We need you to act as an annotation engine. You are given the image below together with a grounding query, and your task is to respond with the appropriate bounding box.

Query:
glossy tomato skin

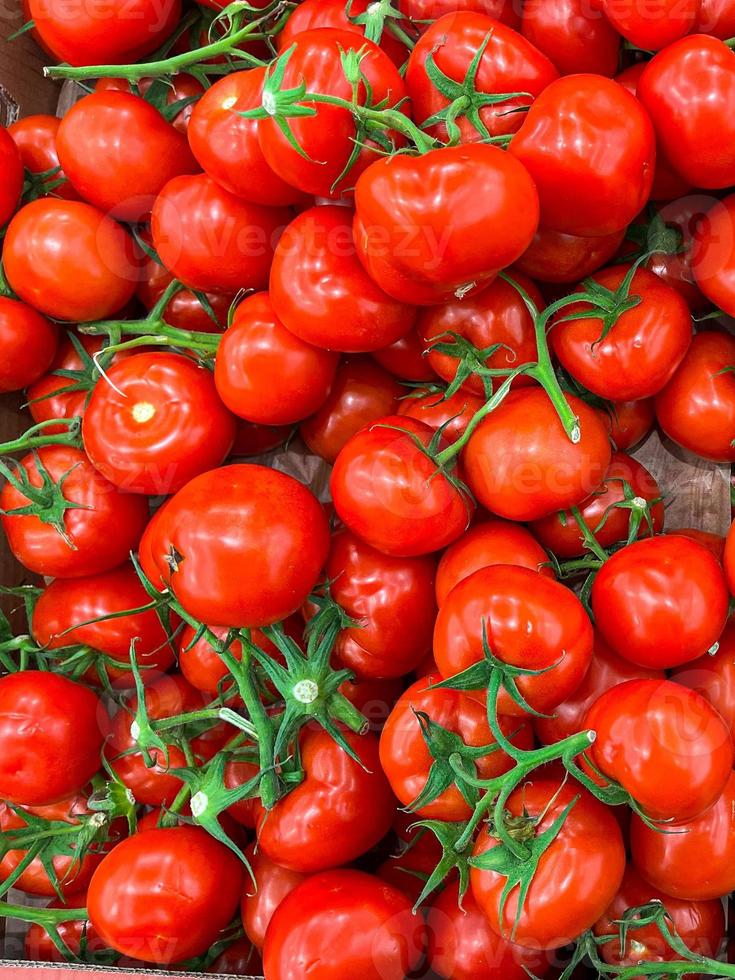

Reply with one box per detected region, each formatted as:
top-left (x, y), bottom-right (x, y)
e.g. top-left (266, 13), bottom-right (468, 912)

top-left (509, 75), bottom-right (655, 236)
top-left (278, 0), bottom-right (409, 66)
top-left (188, 68), bottom-right (306, 206)
top-left (263, 870), bottom-right (425, 980)
top-left (471, 778), bottom-right (625, 950)
top-left (151, 173), bottom-right (290, 293)
top-left (301, 357), bottom-right (402, 463)
top-left (354, 143), bottom-right (539, 305)
top-left (599, 0), bottom-right (696, 49)
top-left (27, 333), bottom-right (103, 432)
top-left (639, 36), bottom-right (735, 190)
top-left (417, 273), bottom-right (542, 395)
top-left (600, 398), bottom-right (655, 451)
top-left (331, 415), bottom-right (474, 557)
top-left (208, 938), bottom-right (262, 977)
top-left (96, 75), bottom-right (203, 135)
top-left (270, 205), bottom-right (417, 353)
top-left (406, 13), bottom-right (559, 143)
top-left (214, 292), bottom-right (337, 425)
top-left (535, 633), bottom-right (665, 745)
top-left (521, 0), bottom-right (620, 77)
top-left (324, 528), bottom-right (437, 678)
top-left (697, 0), bottom-right (735, 37)
top-left (671, 619), bottom-right (735, 738)
top-left (691, 195), bottom-right (735, 316)
top-left (256, 729), bottom-right (396, 872)
top-left (372, 327), bottom-right (438, 381)
top-left (31, 564), bottom-right (177, 689)
top-left (0, 125), bottom-right (23, 224)
top-left (3, 199), bottom-right (138, 322)
top-left (83, 352), bottom-right (236, 495)
top-left (435, 518), bottom-right (553, 605)
top-left (56, 92), bottom-right (198, 222)
top-left (0, 297), bottom-right (58, 393)
top-left (140, 464), bottom-right (330, 627)
top-left (463, 388), bottom-right (612, 521)
top-left (380, 674), bottom-right (533, 819)
top-left (531, 452), bottom-right (664, 559)
top-left (0, 671), bottom-right (107, 806)
top-left (398, 387), bottom-right (484, 442)
top-left (241, 844), bottom-right (307, 950)
top-left (591, 535), bottom-right (729, 669)
top-left (8, 114), bottom-right (77, 201)
top-left (87, 826), bottom-right (243, 964)
top-left (513, 226), bottom-right (625, 284)
top-left (551, 265), bottom-right (692, 401)
top-left (231, 420), bottom-right (291, 456)
top-left (434, 565), bottom-right (593, 716)
top-left (584, 678), bottom-right (734, 822)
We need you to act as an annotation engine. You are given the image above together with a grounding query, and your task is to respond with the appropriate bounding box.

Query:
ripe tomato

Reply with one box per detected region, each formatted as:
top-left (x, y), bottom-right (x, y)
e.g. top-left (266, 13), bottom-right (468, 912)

top-left (0, 671), bottom-right (107, 806)
top-left (137, 258), bottom-right (233, 334)
top-left (509, 75), bottom-right (655, 236)
top-left (331, 415), bottom-right (474, 557)
top-left (373, 327), bottom-right (437, 381)
top-left (599, 398), bottom-right (655, 452)
top-left (241, 844), bottom-right (307, 950)
top-left (270, 205), bottom-right (416, 353)
top-left (255, 729), bottom-right (395, 872)
top-left (471, 778), bottom-right (625, 949)
top-left (83, 352), bottom-right (236, 495)
top-left (531, 452), bottom-right (664, 559)
top-left (0, 297), bottom-right (57, 394)
top-left (417, 273), bottom-right (541, 395)
top-left (463, 388), bottom-right (612, 521)
top-left (584, 678), bottom-right (733, 822)
top-left (406, 13), bottom-right (558, 143)
top-left (434, 564), bottom-right (593, 716)
top-left (631, 197), bottom-right (708, 310)
top-left (151, 173), bottom-right (290, 293)
top-left (380, 673), bottom-right (533, 819)
top-left (25, 891), bottom-right (103, 962)
top-left (301, 357), bottom-right (402, 463)
top-left (671, 619), bottom-right (735, 738)
top-left (591, 535), bottom-right (729, 669)
top-left (8, 115), bottom-right (78, 201)
top-left (187, 68), bottom-right (306, 206)
top-left (600, 0), bottom-right (696, 48)
top-left (593, 866), bottom-right (724, 971)
top-left (3, 199), bottom-right (138, 322)
top-left (697, 0), bottom-right (735, 37)
top-left (31, 563), bottom-right (177, 689)
top-left (96, 75), bottom-right (204, 135)
top-left (322, 528), bottom-right (437, 679)
top-left (0, 124), bottom-right (23, 225)
top-left (231, 420), bottom-right (291, 457)
top-left (87, 826), bottom-right (243, 964)
top-left (263, 869), bottom-right (425, 980)
top-left (692, 194), bottom-right (735, 317)
top-left (402, 0), bottom-right (520, 28)
top-left (514, 226), bottom-right (625, 284)
top-left (354, 143), bottom-right (539, 304)
top-left (535, 633), bottom-right (665, 745)
top-left (278, 0), bottom-right (409, 66)
top-left (435, 518), bottom-right (553, 605)
top-left (398, 387), bottom-right (484, 442)
top-left (521, 0), bottom-right (620, 77)
top-left (209, 938), bottom-right (262, 977)
top-left (56, 92), bottom-right (198, 222)
top-left (27, 333), bottom-right (103, 432)
top-left (140, 464), bottom-right (330, 627)
top-left (258, 29), bottom-right (406, 198)
top-left (377, 824), bottom-right (444, 904)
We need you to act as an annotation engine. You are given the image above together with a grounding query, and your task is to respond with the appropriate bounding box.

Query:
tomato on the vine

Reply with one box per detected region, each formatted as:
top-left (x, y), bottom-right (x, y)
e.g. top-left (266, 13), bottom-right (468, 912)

top-left (520, 0), bottom-right (620, 77)
top-left (513, 226), bottom-right (624, 284)
top-left (598, 0), bottom-right (696, 49)
top-left (240, 843), bottom-right (307, 950)
top-left (96, 74), bottom-right (204, 134)
top-left (25, 891), bottom-right (102, 963)
top-left (372, 327), bottom-right (438, 382)
top-left (599, 398), bottom-right (655, 452)
top-left (278, 0), bottom-right (409, 66)
top-left (8, 114), bottom-right (78, 201)
top-left (0, 297), bottom-right (58, 394)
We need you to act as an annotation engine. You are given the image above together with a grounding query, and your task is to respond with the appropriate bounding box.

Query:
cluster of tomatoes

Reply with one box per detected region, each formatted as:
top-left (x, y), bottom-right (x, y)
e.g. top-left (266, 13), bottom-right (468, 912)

top-left (0, 0), bottom-right (735, 977)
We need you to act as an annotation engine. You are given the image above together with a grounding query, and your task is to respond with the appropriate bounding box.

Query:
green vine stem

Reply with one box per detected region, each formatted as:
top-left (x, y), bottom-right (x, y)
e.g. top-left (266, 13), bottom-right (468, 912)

top-left (0, 418), bottom-right (82, 456)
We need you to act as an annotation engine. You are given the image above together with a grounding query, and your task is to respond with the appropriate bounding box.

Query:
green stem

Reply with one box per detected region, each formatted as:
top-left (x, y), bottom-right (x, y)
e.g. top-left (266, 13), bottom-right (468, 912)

top-left (79, 318), bottom-right (221, 354)
top-left (0, 903), bottom-right (88, 926)
top-left (0, 418), bottom-right (81, 455)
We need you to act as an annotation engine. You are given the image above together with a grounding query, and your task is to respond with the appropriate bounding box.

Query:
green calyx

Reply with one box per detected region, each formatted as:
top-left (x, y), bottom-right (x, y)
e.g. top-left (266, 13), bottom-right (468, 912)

top-left (0, 452), bottom-right (89, 546)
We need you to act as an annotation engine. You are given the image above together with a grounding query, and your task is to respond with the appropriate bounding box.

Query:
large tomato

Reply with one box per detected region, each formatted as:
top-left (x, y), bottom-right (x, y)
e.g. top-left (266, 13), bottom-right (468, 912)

top-left (434, 564), bottom-right (593, 716)
top-left (520, 0), bottom-right (620, 76)
top-left (513, 226), bottom-right (625, 284)
top-left (353, 143), bottom-right (539, 304)
top-left (0, 297), bottom-right (58, 394)
top-left (671, 619), bottom-right (735, 738)
top-left (8, 114), bottom-right (77, 201)
top-left (140, 464), bottom-right (330, 627)
top-left (87, 826), bottom-right (243, 964)
top-left (0, 125), bottom-right (24, 224)
top-left (591, 535), bottom-right (729, 669)
top-left (241, 844), bottom-right (307, 950)
top-left (509, 75), bottom-right (655, 236)
top-left (598, 0), bottom-right (696, 49)
top-left (401, 0), bottom-right (521, 28)
top-left (278, 0), bottom-right (409, 66)
top-left (3, 199), bottom-right (138, 322)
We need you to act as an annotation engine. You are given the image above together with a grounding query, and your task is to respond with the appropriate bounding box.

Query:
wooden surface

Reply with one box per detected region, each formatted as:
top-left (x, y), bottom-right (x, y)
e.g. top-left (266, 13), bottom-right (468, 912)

top-left (0, 4), bottom-right (59, 116)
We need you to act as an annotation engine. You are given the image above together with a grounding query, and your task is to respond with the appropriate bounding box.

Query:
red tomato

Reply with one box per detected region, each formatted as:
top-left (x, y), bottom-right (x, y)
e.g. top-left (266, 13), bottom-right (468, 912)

top-left (417, 273), bottom-right (542, 395)
top-left (231, 419), bottom-right (291, 456)
top-left (255, 729), bottom-right (395, 872)
top-left (435, 518), bottom-right (553, 605)
top-left (331, 415), bottom-right (474, 557)
top-left (638, 36), bottom-right (735, 190)
top-left (591, 535), bottom-right (729, 669)
top-left (0, 124), bottom-right (23, 224)
top-left (187, 68), bottom-right (306, 206)
top-left (0, 671), bottom-right (106, 806)
top-left (96, 75), bottom-right (204, 134)
top-left (463, 388), bottom-right (612, 521)
top-left (697, 0), bottom-right (735, 37)
top-left (339, 674), bottom-right (404, 732)
top-left (593, 866), bottom-right (724, 971)
top-left (32, 563), bottom-right (177, 689)
top-left (278, 0), bottom-right (409, 66)
top-left (263, 870), bottom-right (425, 980)
top-left (380, 674), bottom-right (533, 819)
top-left (140, 464), bottom-right (330, 627)
top-left (599, 0), bottom-right (696, 49)
top-left (301, 357), bottom-right (402, 463)
top-left (87, 826), bottom-right (243, 964)
top-left (322, 528), bottom-right (437, 679)
top-left (137, 257), bottom-right (233, 335)
top-left (377, 825), bottom-right (444, 904)
top-left (671, 619), bottom-right (735, 738)
top-left (3, 199), bottom-right (138, 322)
top-left (599, 398), bottom-right (655, 452)
top-left (209, 938), bottom-right (262, 977)
top-left (151, 173), bottom-right (290, 293)
top-left (372, 327), bottom-right (438, 381)
top-left (509, 75), bottom-right (655, 236)
top-left (434, 564), bottom-right (593, 716)
top-left (401, 0), bottom-right (521, 29)
top-left (7, 114), bottom-right (77, 200)
top-left (398, 387), bottom-right (483, 442)
top-left (471, 778), bottom-right (625, 949)
top-left (521, 0), bottom-right (620, 77)
top-left (25, 891), bottom-right (103, 962)
top-left (584, 678), bottom-right (734, 822)
top-left (535, 633), bottom-right (665, 745)
top-left (669, 528), bottom-right (726, 561)
top-left (354, 143), bottom-right (539, 304)
top-left (241, 844), bottom-right (307, 950)
top-left (214, 292), bottom-right (337, 425)
top-left (0, 297), bottom-right (58, 394)
top-left (83, 352), bottom-right (236, 495)
top-left (223, 757), bottom-right (259, 828)
top-left (514, 226), bottom-right (625, 284)
top-left (406, 13), bottom-right (558, 143)
top-left (692, 194), bottom-right (735, 316)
